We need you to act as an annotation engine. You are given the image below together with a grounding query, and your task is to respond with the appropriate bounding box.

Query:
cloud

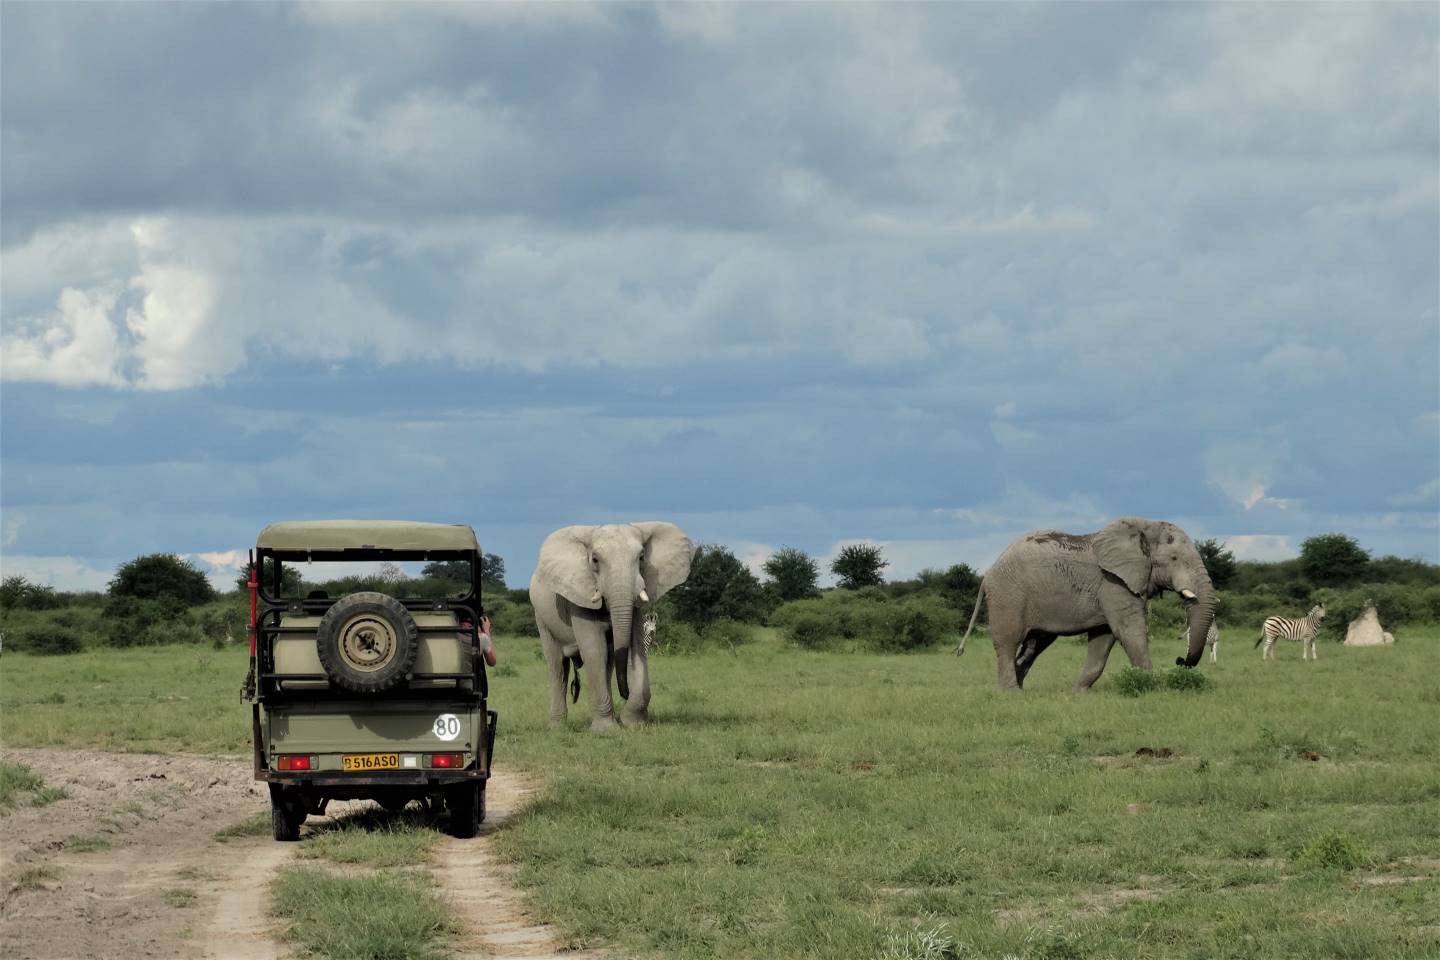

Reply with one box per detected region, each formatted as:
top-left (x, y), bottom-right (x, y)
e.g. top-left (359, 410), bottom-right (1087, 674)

top-left (0, 554), bottom-right (114, 591)
top-left (1224, 535), bottom-right (1296, 562)
top-left (1, 286), bottom-right (128, 386)
top-left (1388, 478), bottom-right (1440, 508)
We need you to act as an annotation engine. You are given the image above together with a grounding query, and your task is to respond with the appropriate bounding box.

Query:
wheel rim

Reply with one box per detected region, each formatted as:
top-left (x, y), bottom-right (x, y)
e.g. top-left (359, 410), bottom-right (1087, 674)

top-left (337, 613), bottom-right (398, 673)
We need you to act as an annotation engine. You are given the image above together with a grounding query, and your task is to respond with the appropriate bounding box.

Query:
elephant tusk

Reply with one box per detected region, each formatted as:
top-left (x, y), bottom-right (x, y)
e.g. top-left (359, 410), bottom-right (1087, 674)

top-left (590, 590), bottom-right (602, 605)
top-left (639, 588), bottom-right (650, 603)
top-left (1180, 589), bottom-right (1197, 601)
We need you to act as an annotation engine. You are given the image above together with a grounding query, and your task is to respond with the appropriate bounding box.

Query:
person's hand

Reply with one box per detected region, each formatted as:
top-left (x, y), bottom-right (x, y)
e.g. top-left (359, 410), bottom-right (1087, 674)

top-left (478, 616), bottom-right (498, 667)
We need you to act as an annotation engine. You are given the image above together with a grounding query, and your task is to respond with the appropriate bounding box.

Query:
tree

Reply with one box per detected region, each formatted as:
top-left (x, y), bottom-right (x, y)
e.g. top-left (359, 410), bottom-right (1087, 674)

top-left (762, 547), bottom-right (820, 602)
top-left (421, 552), bottom-right (506, 587)
top-left (235, 557), bottom-right (302, 595)
top-left (1298, 533), bottom-right (1370, 587)
top-left (939, 563), bottom-right (982, 610)
top-left (1196, 539), bottom-right (1238, 590)
top-left (830, 544), bottom-right (887, 590)
top-left (668, 544), bottom-right (765, 627)
top-left (110, 554), bottom-right (214, 606)
top-left (0, 575), bottom-right (62, 610)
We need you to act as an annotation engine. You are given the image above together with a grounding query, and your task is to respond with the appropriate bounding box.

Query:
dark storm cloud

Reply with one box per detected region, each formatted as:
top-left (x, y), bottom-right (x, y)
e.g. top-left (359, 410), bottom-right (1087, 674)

top-left (2, 2), bottom-right (1437, 586)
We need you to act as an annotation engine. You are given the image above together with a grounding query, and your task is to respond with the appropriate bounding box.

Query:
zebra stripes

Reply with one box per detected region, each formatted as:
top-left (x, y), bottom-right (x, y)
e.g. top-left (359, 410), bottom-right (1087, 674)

top-left (1178, 622), bottom-right (1220, 662)
top-left (1256, 603), bottom-right (1326, 661)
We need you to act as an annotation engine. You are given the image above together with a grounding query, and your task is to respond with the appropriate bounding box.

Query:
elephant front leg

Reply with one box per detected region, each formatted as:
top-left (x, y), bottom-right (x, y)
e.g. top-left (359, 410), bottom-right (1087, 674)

top-left (575, 620), bottom-right (617, 732)
top-left (621, 643), bottom-right (651, 725)
top-left (1075, 629), bottom-right (1116, 691)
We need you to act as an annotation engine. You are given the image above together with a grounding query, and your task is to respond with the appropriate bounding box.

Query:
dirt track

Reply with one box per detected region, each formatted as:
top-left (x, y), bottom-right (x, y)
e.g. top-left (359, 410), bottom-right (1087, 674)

top-left (0, 749), bottom-right (596, 960)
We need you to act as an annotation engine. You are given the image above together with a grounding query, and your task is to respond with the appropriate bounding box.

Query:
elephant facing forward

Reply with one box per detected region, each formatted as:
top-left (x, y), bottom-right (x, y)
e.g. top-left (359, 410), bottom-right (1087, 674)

top-left (530, 522), bottom-right (695, 730)
top-left (957, 517), bottom-right (1217, 691)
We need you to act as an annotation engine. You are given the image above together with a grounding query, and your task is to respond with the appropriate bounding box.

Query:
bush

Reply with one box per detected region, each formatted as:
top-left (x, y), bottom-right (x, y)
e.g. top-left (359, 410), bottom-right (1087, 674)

top-left (109, 554), bottom-right (215, 606)
top-left (651, 618), bottom-right (753, 655)
top-left (17, 626), bottom-right (84, 655)
top-left (830, 544), bottom-right (887, 590)
top-left (1112, 667), bottom-right (1162, 697)
top-left (667, 545), bottom-right (768, 628)
top-left (1162, 667), bottom-right (1213, 693)
top-left (653, 620), bottom-right (703, 654)
top-left (773, 594), bottom-right (957, 653)
top-left (0, 576), bottom-right (63, 611)
top-left (1296, 830), bottom-right (1371, 871)
top-left (761, 547), bottom-right (820, 603)
top-left (487, 596), bottom-right (539, 637)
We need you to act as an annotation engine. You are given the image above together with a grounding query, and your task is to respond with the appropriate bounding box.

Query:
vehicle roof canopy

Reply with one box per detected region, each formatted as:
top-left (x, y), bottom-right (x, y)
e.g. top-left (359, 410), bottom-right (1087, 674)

top-left (257, 521), bottom-right (479, 554)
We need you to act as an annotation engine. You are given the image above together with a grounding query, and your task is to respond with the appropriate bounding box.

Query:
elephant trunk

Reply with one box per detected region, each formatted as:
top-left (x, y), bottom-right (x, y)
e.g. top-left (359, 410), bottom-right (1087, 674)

top-left (1177, 582), bottom-right (1217, 669)
top-left (608, 591), bottom-right (634, 701)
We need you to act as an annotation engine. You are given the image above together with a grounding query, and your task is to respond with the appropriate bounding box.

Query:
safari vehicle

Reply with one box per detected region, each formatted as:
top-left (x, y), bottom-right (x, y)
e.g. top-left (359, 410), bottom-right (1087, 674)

top-left (243, 521), bottom-right (496, 841)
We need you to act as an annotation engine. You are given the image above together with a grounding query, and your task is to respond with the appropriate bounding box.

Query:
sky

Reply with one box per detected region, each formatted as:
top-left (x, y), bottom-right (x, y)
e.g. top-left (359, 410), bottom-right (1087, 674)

top-left (2, 2), bottom-right (1437, 592)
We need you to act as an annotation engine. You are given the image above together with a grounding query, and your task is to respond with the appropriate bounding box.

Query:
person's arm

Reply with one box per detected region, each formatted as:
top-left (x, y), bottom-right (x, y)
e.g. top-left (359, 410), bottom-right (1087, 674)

top-left (477, 615), bottom-right (498, 667)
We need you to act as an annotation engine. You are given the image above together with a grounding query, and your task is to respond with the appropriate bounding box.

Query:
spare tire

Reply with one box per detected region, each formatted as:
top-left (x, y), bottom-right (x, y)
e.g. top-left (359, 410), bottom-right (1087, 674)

top-left (315, 592), bottom-right (419, 694)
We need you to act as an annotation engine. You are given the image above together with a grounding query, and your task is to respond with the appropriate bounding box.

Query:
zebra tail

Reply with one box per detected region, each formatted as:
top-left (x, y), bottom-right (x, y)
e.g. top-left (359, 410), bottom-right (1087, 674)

top-left (956, 582), bottom-right (986, 657)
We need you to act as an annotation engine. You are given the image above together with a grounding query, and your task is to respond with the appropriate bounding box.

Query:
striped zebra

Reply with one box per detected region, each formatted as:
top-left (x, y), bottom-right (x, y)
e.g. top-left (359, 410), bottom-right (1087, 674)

top-left (641, 612), bottom-right (658, 651)
top-left (1255, 603), bottom-right (1326, 661)
top-left (1178, 622), bottom-right (1220, 663)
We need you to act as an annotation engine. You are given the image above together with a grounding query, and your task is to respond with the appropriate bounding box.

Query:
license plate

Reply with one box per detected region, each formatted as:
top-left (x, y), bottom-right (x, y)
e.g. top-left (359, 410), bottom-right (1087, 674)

top-left (342, 753), bottom-right (399, 772)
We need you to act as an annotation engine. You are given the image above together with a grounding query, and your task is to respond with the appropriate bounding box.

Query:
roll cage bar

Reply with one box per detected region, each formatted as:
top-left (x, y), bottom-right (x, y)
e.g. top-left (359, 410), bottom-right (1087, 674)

top-left (247, 545), bottom-right (488, 704)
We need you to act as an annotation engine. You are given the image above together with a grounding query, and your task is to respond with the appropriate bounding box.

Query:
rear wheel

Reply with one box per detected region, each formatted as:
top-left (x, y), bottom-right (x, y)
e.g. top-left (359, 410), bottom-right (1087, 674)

top-left (448, 784), bottom-right (484, 839)
top-left (271, 793), bottom-right (303, 842)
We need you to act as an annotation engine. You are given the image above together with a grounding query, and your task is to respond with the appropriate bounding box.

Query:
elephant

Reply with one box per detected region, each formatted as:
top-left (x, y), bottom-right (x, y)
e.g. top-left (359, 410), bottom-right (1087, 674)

top-left (529, 522), bottom-right (695, 730)
top-left (956, 517), bottom-right (1218, 691)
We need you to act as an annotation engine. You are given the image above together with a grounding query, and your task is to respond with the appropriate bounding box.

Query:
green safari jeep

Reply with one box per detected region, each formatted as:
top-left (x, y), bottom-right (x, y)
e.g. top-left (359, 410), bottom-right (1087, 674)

top-left (243, 521), bottom-right (496, 841)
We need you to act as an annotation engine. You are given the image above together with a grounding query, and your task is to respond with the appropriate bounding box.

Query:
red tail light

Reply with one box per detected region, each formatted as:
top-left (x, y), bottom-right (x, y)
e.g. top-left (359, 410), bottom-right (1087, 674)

top-left (276, 755), bottom-right (314, 771)
top-left (427, 753), bottom-right (465, 769)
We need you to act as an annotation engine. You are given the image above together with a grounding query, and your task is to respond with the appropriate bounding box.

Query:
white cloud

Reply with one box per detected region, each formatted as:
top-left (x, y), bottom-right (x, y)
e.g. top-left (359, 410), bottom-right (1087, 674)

top-left (1224, 535), bottom-right (1296, 562)
top-left (1258, 343), bottom-right (1348, 388)
top-left (0, 285), bottom-right (128, 386)
top-left (0, 554), bottom-right (114, 591)
top-left (3, 514), bottom-right (23, 547)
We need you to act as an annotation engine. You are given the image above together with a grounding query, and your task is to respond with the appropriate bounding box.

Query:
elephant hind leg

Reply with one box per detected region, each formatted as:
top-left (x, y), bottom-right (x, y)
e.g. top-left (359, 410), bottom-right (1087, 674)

top-left (1015, 631), bottom-right (1057, 688)
top-left (537, 622), bottom-right (569, 727)
top-left (990, 612), bottom-right (1026, 691)
top-left (1075, 628), bottom-right (1116, 691)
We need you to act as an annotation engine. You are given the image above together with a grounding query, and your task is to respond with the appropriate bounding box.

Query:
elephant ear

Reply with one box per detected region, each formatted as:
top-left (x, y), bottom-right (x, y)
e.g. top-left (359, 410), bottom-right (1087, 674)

top-left (536, 526), bottom-right (602, 610)
top-left (1092, 517), bottom-right (1154, 596)
top-left (633, 522), bottom-right (696, 600)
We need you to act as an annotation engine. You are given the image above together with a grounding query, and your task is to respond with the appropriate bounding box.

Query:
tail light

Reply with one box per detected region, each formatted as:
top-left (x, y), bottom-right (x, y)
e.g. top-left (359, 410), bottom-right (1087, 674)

top-left (276, 755), bottom-right (316, 772)
top-left (426, 753), bottom-right (466, 769)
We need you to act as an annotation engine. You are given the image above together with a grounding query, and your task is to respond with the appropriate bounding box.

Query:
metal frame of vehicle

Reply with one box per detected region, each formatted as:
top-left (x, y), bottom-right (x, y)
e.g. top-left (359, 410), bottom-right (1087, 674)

top-left (243, 521), bottom-right (496, 838)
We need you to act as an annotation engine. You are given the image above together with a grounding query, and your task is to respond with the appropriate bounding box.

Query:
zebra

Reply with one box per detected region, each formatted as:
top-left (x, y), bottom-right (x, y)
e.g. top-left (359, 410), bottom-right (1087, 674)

top-left (1178, 621), bottom-right (1220, 663)
top-left (1255, 603), bottom-right (1326, 661)
top-left (641, 612), bottom-right (658, 651)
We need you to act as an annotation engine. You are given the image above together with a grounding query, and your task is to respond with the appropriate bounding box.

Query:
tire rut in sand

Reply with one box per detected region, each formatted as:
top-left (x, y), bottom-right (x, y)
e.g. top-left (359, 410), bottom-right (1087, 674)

top-left (435, 771), bottom-right (605, 960)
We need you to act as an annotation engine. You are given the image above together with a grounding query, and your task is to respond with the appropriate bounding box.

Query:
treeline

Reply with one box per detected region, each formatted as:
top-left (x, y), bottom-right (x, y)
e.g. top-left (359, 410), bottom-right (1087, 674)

top-left (2, 532), bottom-right (1437, 656)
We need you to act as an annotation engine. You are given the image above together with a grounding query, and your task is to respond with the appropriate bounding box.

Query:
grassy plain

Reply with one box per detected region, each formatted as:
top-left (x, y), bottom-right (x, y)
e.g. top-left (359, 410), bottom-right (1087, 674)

top-left (3, 627), bottom-right (1438, 959)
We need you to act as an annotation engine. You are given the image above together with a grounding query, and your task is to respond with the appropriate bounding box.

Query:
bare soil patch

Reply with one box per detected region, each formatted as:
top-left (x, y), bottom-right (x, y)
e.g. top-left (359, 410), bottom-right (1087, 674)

top-left (1, 749), bottom-right (594, 960)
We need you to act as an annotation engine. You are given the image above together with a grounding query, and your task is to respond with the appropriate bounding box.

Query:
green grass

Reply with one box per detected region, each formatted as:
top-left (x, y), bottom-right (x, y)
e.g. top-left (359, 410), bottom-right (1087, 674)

top-left (66, 834), bottom-right (112, 853)
top-left (0, 760), bottom-right (67, 810)
top-left (4, 627), bottom-right (1439, 958)
top-left (0, 644), bottom-right (253, 753)
top-left (271, 865), bottom-right (455, 960)
top-left (484, 625), bottom-right (1440, 959)
top-left (214, 810), bottom-right (272, 843)
top-left (163, 887), bottom-right (198, 908)
top-left (300, 807), bottom-right (444, 867)
top-left (13, 865), bottom-right (61, 890)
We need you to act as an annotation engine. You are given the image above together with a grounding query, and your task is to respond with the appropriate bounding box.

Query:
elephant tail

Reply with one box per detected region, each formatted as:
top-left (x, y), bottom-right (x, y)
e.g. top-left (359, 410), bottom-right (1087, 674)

top-left (563, 654), bottom-right (583, 703)
top-left (956, 583), bottom-right (986, 657)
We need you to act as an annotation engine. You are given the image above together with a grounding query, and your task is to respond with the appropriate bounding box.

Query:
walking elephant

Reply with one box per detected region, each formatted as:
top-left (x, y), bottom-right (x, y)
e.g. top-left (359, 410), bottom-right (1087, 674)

top-left (529, 522), bottom-right (695, 730)
top-left (956, 517), bottom-right (1217, 691)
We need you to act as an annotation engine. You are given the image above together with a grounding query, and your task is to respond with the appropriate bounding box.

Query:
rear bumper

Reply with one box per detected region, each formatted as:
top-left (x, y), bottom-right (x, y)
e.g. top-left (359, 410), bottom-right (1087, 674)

top-left (252, 706), bottom-right (498, 787)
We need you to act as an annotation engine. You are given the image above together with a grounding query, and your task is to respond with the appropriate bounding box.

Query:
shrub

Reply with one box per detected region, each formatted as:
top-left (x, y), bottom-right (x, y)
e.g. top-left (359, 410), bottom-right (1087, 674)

top-left (1299, 534), bottom-right (1370, 587)
top-left (1296, 830), bottom-right (1371, 871)
top-left (0, 576), bottom-right (63, 610)
top-left (653, 620), bottom-right (703, 654)
top-left (1162, 667), bottom-right (1213, 693)
top-left (773, 595), bottom-right (956, 653)
top-left (18, 626), bottom-right (84, 655)
top-left (1112, 667), bottom-right (1162, 697)
top-left (701, 618), bottom-right (753, 651)
top-left (487, 596), bottom-right (539, 637)
top-left (667, 545), bottom-right (767, 628)
top-left (761, 547), bottom-right (820, 602)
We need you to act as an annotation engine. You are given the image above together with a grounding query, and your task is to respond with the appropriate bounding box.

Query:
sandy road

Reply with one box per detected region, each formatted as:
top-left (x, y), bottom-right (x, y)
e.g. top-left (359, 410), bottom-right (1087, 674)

top-left (0, 749), bottom-right (596, 960)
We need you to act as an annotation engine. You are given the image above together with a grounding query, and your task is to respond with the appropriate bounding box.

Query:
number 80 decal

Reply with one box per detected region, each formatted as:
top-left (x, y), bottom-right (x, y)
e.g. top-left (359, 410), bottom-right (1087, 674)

top-left (433, 714), bottom-right (461, 741)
